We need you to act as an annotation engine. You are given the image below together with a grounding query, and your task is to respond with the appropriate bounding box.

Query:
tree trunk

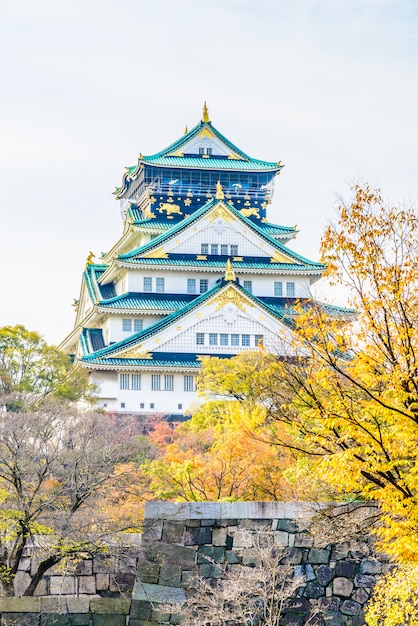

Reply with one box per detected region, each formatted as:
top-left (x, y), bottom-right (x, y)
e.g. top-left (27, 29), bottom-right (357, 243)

top-left (23, 554), bottom-right (62, 596)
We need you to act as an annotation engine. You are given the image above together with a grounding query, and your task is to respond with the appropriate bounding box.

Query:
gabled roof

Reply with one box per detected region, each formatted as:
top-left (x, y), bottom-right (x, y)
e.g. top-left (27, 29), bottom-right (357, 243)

top-left (114, 107), bottom-right (283, 197)
top-left (116, 197), bottom-right (323, 271)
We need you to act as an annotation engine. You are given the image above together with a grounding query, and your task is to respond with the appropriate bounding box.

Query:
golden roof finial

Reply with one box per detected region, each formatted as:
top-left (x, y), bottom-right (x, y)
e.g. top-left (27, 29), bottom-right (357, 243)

top-left (184, 125), bottom-right (188, 134)
top-left (225, 259), bottom-right (236, 282)
top-left (202, 101), bottom-right (210, 123)
top-left (215, 180), bottom-right (224, 200)
top-left (86, 251), bottom-right (95, 267)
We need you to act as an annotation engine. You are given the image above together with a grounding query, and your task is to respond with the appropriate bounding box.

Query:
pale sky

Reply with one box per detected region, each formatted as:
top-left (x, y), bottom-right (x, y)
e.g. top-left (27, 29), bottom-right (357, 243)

top-left (1, 0), bottom-right (417, 345)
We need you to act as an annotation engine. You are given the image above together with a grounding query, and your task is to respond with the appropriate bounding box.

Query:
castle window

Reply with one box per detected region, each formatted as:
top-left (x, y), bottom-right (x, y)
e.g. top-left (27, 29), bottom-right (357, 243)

top-left (187, 278), bottom-right (196, 294)
top-left (134, 319), bottom-right (143, 332)
top-left (221, 244), bottom-right (228, 255)
top-left (231, 334), bottom-right (240, 346)
top-left (201, 243), bottom-right (209, 254)
top-left (196, 332), bottom-right (205, 345)
top-left (211, 244), bottom-right (218, 255)
top-left (255, 334), bottom-right (264, 347)
top-left (199, 147), bottom-right (204, 155)
top-left (178, 404), bottom-right (183, 410)
top-left (132, 374), bottom-right (141, 390)
top-left (151, 375), bottom-right (161, 391)
top-left (156, 277), bottom-right (165, 293)
top-left (286, 282), bottom-right (295, 297)
top-left (242, 334), bottom-right (251, 346)
top-left (274, 281), bottom-right (283, 297)
top-left (150, 403), bottom-right (155, 409)
top-left (164, 375), bottom-right (174, 391)
top-left (230, 245), bottom-right (238, 256)
top-left (220, 333), bottom-right (229, 346)
top-left (209, 333), bottom-right (218, 346)
top-left (121, 403), bottom-right (125, 409)
top-left (200, 279), bottom-right (208, 293)
top-left (144, 277), bottom-right (152, 292)
top-left (207, 148), bottom-right (212, 156)
top-left (184, 375), bottom-right (195, 391)
top-left (122, 319), bottom-right (132, 332)
top-left (120, 374), bottom-right (130, 390)
top-left (243, 280), bottom-right (252, 293)
top-left (140, 403), bottom-right (145, 409)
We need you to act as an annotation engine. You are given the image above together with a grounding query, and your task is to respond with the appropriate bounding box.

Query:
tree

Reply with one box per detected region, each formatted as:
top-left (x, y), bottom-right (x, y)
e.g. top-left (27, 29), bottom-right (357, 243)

top-left (0, 401), bottom-right (145, 596)
top-left (0, 325), bottom-right (152, 596)
top-left (144, 400), bottom-right (293, 501)
top-left (0, 325), bottom-right (91, 408)
top-left (195, 184), bottom-right (418, 563)
top-left (365, 563), bottom-right (418, 626)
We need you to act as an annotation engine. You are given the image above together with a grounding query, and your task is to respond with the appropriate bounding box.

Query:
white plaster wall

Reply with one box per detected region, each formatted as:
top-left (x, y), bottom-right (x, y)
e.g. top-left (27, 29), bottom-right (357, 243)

top-left (91, 370), bottom-right (199, 414)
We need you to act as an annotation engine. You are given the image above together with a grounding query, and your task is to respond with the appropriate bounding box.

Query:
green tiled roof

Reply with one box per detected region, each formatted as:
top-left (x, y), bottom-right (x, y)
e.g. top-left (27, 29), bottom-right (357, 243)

top-left (118, 197), bottom-right (324, 270)
top-left (97, 293), bottom-right (195, 311)
top-left (140, 156), bottom-right (278, 171)
top-left (117, 256), bottom-right (323, 273)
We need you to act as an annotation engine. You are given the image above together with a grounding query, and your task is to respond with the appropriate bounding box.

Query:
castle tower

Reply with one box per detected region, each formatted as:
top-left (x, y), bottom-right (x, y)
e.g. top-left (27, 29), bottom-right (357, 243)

top-left (61, 105), bottom-right (333, 417)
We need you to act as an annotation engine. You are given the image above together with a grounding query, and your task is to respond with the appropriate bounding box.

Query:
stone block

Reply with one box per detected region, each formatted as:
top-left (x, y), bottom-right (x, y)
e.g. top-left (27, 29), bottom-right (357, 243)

top-left (294, 564), bottom-right (315, 582)
top-left (305, 581), bottom-right (324, 598)
top-left (308, 547), bottom-right (331, 564)
top-left (286, 597), bottom-right (311, 613)
top-left (159, 564), bottom-right (182, 587)
top-left (274, 530), bottom-right (289, 546)
top-left (282, 548), bottom-right (303, 565)
top-left (340, 599), bottom-right (361, 615)
top-left (78, 575), bottom-right (97, 594)
top-left (183, 526), bottom-right (212, 546)
top-left (0, 597), bottom-right (41, 612)
top-left (151, 610), bottom-right (171, 622)
top-left (181, 570), bottom-right (196, 587)
top-left (199, 563), bottom-right (223, 578)
top-left (90, 598), bottom-right (131, 614)
top-left (354, 573), bottom-right (376, 588)
top-left (162, 521), bottom-right (185, 543)
top-left (212, 528), bottom-right (228, 547)
top-left (137, 561), bottom-right (160, 584)
top-left (143, 543), bottom-right (197, 568)
top-left (132, 582), bottom-right (186, 605)
top-left (239, 518), bottom-right (271, 530)
top-left (197, 546), bottom-right (225, 564)
top-left (41, 596), bottom-right (68, 614)
top-left (220, 502), bottom-right (249, 519)
top-left (333, 577), bottom-right (353, 597)
top-left (129, 599), bottom-right (152, 620)
top-left (109, 572), bottom-right (135, 593)
top-left (318, 596), bottom-right (340, 612)
top-left (33, 578), bottom-right (48, 596)
top-left (142, 519), bottom-right (164, 542)
top-left (18, 557), bottom-right (32, 571)
top-left (275, 518), bottom-right (299, 533)
top-left (225, 550), bottom-right (241, 564)
top-left (13, 570), bottom-right (32, 595)
top-left (322, 612), bottom-right (342, 626)
top-left (3, 615), bottom-right (42, 626)
top-left (76, 559), bottom-right (93, 575)
top-left (352, 587), bottom-right (369, 604)
top-left (241, 547), bottom-right (262, 567)
top-left (200, 518), bottom-right (216, 527)
top-left (316, 565), bottom-right (335, 586)
top-left (96, 573), bottom-right (110, 590)
top-left (359, 558), bottom-right (382, 574)
top-left (49, 575), bottom-right (76, 595)
top-left (335, 560), bottom-right (356, 578)
top-left (294, 532), bottom-right (314, 548)
top-left (92, 616), bottom-right (126, 626)
top-left (284, 614), bottom-right (305, 625)
top-left (66, 596), bottom-right (91, 613)
top-left (232, 530), bottom-right (253, 548)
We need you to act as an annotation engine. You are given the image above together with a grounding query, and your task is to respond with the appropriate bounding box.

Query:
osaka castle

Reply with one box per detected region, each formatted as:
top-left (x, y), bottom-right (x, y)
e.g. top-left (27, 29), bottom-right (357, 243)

top-left (61, 104), bottom-right (331, 417)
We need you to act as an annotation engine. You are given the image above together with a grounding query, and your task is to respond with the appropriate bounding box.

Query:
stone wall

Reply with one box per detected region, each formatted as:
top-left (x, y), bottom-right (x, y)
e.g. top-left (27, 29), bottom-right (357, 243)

top-left (130, 501), bottom-right (388, 626)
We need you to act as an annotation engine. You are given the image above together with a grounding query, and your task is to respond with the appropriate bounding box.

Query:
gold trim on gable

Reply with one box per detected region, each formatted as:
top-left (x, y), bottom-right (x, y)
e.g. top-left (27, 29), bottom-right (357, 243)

top-left (143, 247), bottom-right (169, 259)
top-left (208, 206), bottom-right (234, 224)
top-left (211, 287), bottom-right (253, 313)
top-left (270, 251), bottom-right (295, 264)
top-left (198, 127), bottom-right (214, 139)
top-left (239, 207), bottom-right (260, 218)
top-left (117, 347), bottom-right (152, 359)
